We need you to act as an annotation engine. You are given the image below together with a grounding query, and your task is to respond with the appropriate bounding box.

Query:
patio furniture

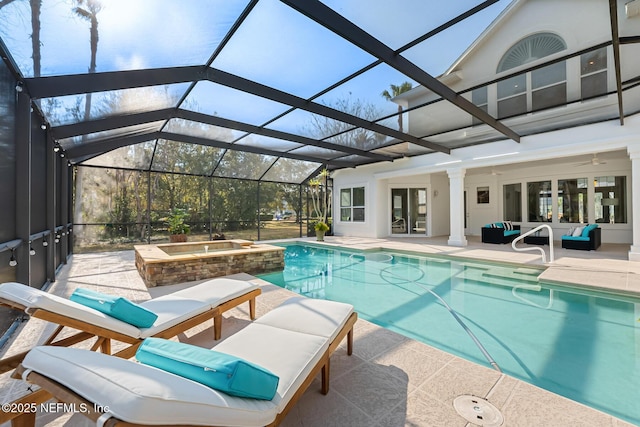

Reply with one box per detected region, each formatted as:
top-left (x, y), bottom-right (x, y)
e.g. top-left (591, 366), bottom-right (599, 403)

top-left (561, 224), bottom-right (601, 250)
top-left (481, 222), bottom-right (521, 244)
top-left (523, 232), bottom-right (549, 245)
top-left (0, 278), bottom-right (261, 372)
top-left (392, 217), bottom-right (406, 233)
top-left (14, 297), bottom-right (358, 427)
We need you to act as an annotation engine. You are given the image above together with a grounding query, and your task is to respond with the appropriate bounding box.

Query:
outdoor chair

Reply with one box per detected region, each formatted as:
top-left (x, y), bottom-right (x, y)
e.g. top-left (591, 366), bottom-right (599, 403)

top-left (13, 297), bottom-right (358, 427)
top-left (561, 224), bottom-right (601, 250)
top-left (392, 217), bottom-right (406, 233)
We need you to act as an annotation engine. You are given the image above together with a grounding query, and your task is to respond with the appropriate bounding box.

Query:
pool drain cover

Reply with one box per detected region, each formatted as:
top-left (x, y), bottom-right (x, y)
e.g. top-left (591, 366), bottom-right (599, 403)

top-left (453, 395), bottom-right (504, 426)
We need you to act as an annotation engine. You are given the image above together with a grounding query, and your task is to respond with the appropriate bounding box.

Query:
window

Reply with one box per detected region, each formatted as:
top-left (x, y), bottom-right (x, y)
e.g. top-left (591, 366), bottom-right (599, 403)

top-left (594, 176), bottom-right (626, 223)
top-left (497, 74), bottom-right (527, 118)
top-left (472, 87), bottom-right (488, 125)
top-left (497, 33), bottom-right (567, 73)
top-left (532, 62), bottom-right (566, 110)
top-left (497, 33), bottom-right (567, 119)
top-left (527, 181), bottom-right (552, 222)
top-left (581, 47), bottom-right (608, 100)
top-left (340, 187), bottom-right (365, 222)
top-left (503, 183), bottom-right (522, 222)
top-left (557, 178), bottom-right (588, 223)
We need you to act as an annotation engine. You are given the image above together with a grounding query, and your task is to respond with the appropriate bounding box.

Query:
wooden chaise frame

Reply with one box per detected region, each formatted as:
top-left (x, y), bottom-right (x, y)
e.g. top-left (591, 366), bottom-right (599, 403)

top-left (12, 311), bottom-right (357, 427)
top-left (0, 288), bottom-right (260, 427)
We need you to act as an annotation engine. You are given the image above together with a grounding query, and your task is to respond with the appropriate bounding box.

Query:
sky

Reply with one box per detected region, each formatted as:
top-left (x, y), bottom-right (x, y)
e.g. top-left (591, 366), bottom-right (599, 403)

top-left (0, 0), bottom-right (511, 130)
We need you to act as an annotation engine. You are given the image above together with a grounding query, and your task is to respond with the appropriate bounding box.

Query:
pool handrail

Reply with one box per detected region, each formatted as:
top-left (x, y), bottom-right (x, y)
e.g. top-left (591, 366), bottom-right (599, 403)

top-left (511, 224), bottom-right (554, 264)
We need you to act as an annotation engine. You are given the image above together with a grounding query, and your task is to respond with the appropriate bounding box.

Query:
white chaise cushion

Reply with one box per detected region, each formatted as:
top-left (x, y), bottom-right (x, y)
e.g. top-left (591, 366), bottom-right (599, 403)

top-left (139, 278), bottom-right (259, 338)
top-left (165, 278), bottom-right (259, 307)
top-left (22, 346), bottom-right (278, 427)
top-left (0, 280), bottom-right (260, 340)
top-left (255, 296), bottom-right (354, 342)
top-left (214, 323), bottom-right (329, 413)
top-left (0, 282), bottom-right (141, 338)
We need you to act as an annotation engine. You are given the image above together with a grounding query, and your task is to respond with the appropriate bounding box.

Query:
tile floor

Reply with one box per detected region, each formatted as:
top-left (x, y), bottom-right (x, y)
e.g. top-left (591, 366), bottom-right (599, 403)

top-left (1, 236), bottom-right (638, 427)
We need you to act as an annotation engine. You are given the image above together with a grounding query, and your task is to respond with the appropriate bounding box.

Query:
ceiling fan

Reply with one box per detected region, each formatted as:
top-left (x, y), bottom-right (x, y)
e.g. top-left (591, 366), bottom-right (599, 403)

top-left (482, 167), bottom-right (503, 176)
top-left (574, 153), bottom-right (606, 166)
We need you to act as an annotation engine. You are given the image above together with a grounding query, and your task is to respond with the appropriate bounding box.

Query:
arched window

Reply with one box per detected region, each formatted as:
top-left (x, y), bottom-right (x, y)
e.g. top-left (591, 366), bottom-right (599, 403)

top-left (496, 33), bottom-right (567, 118)
top-left (497, 33), bottom-right (567, 73)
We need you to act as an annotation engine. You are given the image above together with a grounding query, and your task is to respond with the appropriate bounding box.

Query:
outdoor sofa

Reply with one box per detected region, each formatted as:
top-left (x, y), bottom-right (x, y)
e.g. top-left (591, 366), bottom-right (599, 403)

top-left (481, 222), bottom-right (521, 244)
top-left (14, 297), bottom-right (357, 427)
top-left (561, 224), bottom-right (601, 250)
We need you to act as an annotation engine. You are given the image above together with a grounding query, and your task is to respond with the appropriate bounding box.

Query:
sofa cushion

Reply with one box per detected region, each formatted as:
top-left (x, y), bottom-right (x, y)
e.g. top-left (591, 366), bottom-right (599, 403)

top-left (562, 235), bottom-right (590, 241)
top-left (581, 224), bottom-right (598, 237)
top-left (504, 230), bottom-right (520, 237)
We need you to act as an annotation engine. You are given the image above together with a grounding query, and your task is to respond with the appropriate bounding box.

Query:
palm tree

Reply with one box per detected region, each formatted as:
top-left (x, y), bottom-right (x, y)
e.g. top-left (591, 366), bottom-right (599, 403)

top-left (73, 0), bottom-right (102, 119)
top-left (72, 0), bottom-right (103, 235)
top-left (381, 81), bottom-right (413, 133)
top-left (0, 1), bottom-right (42, 78)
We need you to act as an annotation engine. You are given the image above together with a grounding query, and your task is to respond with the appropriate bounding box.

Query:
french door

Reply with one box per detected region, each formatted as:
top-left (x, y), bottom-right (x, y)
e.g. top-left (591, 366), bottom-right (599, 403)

top-left (391, 188), bottom-right (427, 235)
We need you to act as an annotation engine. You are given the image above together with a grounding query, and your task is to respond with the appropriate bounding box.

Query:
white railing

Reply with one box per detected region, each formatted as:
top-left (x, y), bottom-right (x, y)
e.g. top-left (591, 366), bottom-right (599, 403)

top-left (511, 224), bottom-right (554, 264)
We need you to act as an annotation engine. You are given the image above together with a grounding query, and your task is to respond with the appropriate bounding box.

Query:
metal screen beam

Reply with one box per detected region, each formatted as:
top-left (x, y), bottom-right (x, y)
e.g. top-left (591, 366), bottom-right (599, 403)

top-left (67, 130), bottom-right (354, 168)
top-left (609, 0), bottom-right (624, 125)
top-left (52, 108), bottom-right (176, 139)
top-left (205, 67), bottom-right (449, 154)
top-left (159, 131), bottom-right (355, 167)
top-left (24, 66), bottom-right (205, 99)
top-left (54, 108), bottom-right (394, 163)
top-left (281, 0), bottom-right (521, 143)
top-left (176, 109), bottom-right (394, 161)
top-left (65, 132), bottom-right (162, 159)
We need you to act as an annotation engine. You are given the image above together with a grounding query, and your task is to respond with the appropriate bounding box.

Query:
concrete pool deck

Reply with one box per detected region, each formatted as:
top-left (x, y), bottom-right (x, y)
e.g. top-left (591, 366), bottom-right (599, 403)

top-left (0, 236), bottom-right (638, 426)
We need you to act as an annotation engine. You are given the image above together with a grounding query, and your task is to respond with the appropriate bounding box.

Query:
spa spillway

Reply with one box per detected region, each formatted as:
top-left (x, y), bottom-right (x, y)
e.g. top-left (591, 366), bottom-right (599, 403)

top-left (134, 240), bottom-right (285, 287)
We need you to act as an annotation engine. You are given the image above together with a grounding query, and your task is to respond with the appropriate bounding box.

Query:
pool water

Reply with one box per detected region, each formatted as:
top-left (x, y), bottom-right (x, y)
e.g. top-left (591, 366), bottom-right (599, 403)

top-left (258, 244), bottom-right (640, 425)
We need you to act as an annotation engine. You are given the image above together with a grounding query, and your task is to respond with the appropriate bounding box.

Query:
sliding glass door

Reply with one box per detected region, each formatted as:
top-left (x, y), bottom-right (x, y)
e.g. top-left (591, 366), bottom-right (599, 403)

top-left (391, 188), bottom-right (427, 235)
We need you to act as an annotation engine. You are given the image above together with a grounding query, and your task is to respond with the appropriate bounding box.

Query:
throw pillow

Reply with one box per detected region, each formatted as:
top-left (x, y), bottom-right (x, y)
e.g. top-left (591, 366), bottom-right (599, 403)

top-left (70, 288), bottom-right (158, 328)
top-left (572, 226), bottom-right (584, 237)
top-left (136, 338), bottom-right (279, 400)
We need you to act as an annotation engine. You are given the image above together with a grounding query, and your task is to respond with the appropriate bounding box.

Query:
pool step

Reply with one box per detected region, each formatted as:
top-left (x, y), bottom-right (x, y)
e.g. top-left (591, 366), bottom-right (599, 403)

top-left (456, 268), bottom-right (541, 288)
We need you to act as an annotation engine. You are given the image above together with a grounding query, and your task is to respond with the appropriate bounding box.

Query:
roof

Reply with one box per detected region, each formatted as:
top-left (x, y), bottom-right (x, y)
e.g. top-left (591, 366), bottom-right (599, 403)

top-left (0, 0), bottom-right (636, 184)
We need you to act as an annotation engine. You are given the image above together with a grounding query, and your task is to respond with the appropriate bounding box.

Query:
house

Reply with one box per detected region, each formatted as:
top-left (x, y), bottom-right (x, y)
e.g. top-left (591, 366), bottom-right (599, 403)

top-left (332, 0), bottom-right (640, 261)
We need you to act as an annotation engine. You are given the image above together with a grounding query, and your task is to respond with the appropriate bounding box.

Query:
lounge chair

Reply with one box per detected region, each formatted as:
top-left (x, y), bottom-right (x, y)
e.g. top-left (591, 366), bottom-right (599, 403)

top-left (0, 278), bottom-right (261, 372)
top-left (14, 297), bottom-right (357, 427)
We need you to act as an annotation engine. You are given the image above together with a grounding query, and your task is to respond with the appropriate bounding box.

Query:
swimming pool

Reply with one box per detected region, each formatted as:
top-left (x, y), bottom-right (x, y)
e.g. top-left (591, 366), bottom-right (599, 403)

top-left (258, 243), bottom-right (640, 425)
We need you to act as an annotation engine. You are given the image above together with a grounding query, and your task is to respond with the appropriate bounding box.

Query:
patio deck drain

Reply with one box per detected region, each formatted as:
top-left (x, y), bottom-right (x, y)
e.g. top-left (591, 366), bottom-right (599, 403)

top-left (453, 395), bottom-right (504, 426)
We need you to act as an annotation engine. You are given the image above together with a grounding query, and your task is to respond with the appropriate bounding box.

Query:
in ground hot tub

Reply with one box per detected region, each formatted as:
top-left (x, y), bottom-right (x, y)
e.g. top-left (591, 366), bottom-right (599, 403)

top-left (134, 239), bottom-right (285, 287)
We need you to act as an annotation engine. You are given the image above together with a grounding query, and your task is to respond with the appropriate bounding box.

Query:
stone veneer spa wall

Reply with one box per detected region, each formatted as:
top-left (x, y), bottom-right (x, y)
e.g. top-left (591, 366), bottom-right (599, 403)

top-left (134, 240), bottom-right (285, 287)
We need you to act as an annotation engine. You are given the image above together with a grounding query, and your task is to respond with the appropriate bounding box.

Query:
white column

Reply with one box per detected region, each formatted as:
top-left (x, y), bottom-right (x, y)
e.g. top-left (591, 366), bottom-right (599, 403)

top-left (447, 167), bottom-right (468, 247)
top-left (628, 146), bottom-right (640, 261)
